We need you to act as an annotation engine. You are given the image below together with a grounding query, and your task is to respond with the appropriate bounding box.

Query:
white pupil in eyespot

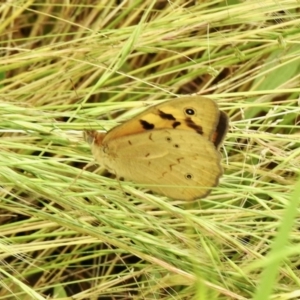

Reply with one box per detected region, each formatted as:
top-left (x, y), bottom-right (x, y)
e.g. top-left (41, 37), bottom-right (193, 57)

top-left (185, 108), bottom-right (195, 115)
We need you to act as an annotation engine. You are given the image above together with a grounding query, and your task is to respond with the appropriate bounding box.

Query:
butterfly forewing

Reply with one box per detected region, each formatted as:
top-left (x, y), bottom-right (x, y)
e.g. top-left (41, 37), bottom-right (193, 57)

top-left (104, 96), bottom-right (226, 147)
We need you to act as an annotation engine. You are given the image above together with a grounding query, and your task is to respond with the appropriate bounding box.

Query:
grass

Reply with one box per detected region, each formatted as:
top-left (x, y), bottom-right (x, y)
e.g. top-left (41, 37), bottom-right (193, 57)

top-left (1, 0), bottom-right (300, 299)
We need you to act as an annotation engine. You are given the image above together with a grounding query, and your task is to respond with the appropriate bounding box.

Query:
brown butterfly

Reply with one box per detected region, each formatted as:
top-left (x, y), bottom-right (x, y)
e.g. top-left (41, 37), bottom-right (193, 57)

top-left (84, 96), bottom-right (228, 200)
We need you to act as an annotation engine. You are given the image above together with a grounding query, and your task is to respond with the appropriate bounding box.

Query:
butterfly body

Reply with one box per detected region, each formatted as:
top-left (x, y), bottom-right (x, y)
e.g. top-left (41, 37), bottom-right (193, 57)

top-left (85, 96), bottom-right (228, 200)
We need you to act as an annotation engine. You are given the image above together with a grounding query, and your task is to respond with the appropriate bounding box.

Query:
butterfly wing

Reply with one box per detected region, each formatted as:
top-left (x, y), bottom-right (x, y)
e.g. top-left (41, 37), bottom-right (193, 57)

top-left (104, 96), bottom-right (228, 149)
top-left (100, 129), bottom-right (223, 200)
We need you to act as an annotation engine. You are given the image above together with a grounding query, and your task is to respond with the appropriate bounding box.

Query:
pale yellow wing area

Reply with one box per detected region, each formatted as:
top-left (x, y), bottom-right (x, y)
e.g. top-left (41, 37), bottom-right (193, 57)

top-left (103, 96), bottom-right (226, 147)
top-left (96, 129), bottom-right (222, 200)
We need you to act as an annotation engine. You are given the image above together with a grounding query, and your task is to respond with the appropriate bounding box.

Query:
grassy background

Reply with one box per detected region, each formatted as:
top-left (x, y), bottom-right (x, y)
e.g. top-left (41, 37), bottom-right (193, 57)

top-left (1, 1), bottom-right (300, 299)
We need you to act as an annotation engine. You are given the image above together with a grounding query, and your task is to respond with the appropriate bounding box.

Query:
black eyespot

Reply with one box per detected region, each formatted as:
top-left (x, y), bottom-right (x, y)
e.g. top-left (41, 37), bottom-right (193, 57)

top-left (174, 144), bottom-right (180, 148)
top-left (185, 107), bottom-right (196, 116)
top-left (165, 137), bottom-right (172, 142)
top-left (185, 173), bottom-right (193, 180)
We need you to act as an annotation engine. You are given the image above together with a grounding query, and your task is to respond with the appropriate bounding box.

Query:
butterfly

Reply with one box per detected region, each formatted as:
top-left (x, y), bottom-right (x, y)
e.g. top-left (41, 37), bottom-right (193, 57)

top-left (84, 96), bottom-right (228, 200)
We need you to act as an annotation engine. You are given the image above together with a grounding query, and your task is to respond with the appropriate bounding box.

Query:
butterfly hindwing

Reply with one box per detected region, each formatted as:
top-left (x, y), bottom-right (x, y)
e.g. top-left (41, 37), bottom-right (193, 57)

top-left (98, 129), bottom-right (222, 200)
